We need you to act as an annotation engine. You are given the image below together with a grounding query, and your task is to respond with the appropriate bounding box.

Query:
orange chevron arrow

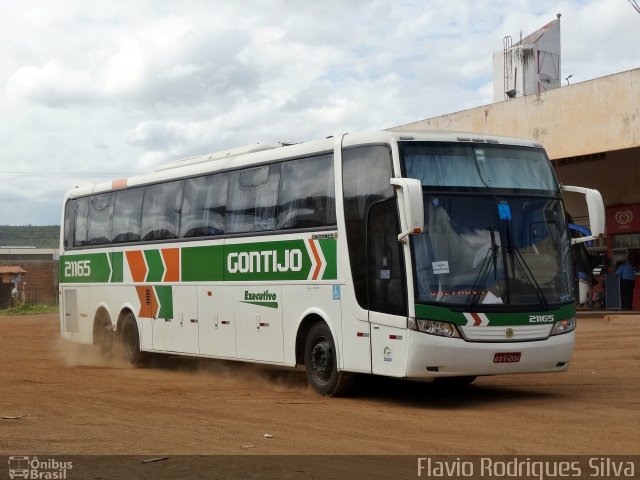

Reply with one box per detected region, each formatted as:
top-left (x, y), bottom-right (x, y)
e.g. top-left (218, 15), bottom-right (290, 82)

top-left (161, 248), bottom-right (180, 282)
top-left (308, 239), bottom-right (322, 280)
top-left (136, 286), bottom-right (159, 318)
top-left (126, 250), bottom-right (147, 283)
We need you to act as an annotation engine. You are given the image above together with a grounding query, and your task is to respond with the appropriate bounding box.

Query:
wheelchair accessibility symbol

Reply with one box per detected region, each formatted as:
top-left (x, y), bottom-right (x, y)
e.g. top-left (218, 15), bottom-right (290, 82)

top-left (332, 285), bottom-right (341, 300)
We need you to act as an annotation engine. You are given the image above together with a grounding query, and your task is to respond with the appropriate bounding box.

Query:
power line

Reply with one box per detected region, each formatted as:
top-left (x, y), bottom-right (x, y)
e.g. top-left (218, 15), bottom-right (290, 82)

top-left (629, 0), bottom-right (640, 14)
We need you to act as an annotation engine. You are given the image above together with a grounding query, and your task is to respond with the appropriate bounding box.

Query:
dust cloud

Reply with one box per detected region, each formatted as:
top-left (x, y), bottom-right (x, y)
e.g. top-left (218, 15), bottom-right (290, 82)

top-left (149, 353), bottom-right (311, 394)
top-left (54, 336), bottom-right (311, 393)
top-left (53, 336), bottom-right (130, 369)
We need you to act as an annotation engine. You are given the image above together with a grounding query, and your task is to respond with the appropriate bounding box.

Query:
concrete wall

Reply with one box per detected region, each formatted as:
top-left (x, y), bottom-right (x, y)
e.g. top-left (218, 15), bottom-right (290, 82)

top-left (392, 68), bottom-right (640, 160)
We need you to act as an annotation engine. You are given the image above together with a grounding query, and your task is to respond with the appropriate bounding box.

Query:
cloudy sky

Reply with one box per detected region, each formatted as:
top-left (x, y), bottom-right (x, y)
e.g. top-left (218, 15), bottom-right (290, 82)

top-left (1, 0), bottom-right (638, 226)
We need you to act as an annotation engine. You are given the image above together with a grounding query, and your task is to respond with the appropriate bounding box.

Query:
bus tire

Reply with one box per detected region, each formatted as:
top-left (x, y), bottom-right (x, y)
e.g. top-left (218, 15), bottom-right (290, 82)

top-left (304, 322), bottom-right (353, 397)
top-left (95, 317), bottom-right (114, 359)
top-left (119, 313), bottom-right (144, 366)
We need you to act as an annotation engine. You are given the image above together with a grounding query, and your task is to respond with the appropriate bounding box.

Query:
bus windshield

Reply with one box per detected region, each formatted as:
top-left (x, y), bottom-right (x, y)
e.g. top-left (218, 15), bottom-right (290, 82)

top-left (400, 142), bottom-right (573, 309)
top-left (411, 195), bottom-right (574, 308)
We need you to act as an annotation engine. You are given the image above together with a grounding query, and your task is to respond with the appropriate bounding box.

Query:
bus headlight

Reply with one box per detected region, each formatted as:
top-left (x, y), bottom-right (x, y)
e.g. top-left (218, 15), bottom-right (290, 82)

top-left (410, 318), bottom-right (461, 338)
top-left (550, 317), bottom-right (576, 335)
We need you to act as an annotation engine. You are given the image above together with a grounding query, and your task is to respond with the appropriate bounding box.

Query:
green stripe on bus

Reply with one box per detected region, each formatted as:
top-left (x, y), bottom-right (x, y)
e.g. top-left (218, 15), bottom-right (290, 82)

top-left (240, 300), bottom-right (279, 309)
top-left (224, 239), bottom-right (311, 281)
top-left (144, 250), bottom-right (164, 282)
top-left (181, 245), bottom-right (224, 281)
top-left (478, 304), bottom-right (575, 326)
top-left (61, 237), bottom-right (338, 283)
top-left (414, 304), bottom-right (463, 323)
top-left (60, 253), bottom-right (111, 283)
top-left (415, 303), bottom-right (576, 326)
top-left (319, 239), bottom-right (337, 280)
top-left (155, 286), bottom-right (173, 319)
top-left (110, 251), bottom-right (123, 283)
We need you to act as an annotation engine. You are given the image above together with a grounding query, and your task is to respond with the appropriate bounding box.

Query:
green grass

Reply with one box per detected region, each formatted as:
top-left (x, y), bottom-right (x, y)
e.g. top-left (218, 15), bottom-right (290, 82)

top-left (0, 304), bottom-right (59, 315)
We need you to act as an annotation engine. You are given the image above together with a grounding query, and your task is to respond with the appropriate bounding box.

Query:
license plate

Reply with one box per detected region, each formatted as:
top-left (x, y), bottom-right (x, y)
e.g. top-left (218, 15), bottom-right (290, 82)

top-left (493, 352), bottom-right (521, 363)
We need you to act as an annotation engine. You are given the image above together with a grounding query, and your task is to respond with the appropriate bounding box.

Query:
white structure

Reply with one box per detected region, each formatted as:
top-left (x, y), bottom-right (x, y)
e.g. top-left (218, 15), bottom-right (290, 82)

top-left (493, 15), bottom-right (561, 101)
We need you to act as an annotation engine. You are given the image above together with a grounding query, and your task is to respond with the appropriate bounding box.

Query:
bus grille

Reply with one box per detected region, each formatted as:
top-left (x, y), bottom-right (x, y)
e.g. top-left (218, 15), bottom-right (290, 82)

top-left (459, 324), bottom-right (553, 342)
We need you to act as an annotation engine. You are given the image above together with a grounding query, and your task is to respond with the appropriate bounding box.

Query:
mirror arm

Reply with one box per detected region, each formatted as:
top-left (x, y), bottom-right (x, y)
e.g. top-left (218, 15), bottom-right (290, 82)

top-left (390, 178), bottom-right (424, 244)
top-left (561, 184), bottom-right (605, 240)
top-left (397, 228), bottom-right (413, 244)
top-left (571, 236), bottom-right (597, 245)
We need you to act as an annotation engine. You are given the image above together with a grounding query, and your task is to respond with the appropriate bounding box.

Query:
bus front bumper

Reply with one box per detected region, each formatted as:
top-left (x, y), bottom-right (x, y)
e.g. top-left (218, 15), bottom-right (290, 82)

top-left (405, 329), bottom-right (575, 379)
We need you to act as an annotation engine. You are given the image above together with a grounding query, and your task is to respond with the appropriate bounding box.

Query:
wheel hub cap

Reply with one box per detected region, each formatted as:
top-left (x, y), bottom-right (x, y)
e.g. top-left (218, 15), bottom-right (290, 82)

top-left (311, 340), bottom-right (332, 380)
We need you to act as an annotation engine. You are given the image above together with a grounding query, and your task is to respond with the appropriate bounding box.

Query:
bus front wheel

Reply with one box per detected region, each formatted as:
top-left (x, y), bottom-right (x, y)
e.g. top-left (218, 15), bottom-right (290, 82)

top-left (304, 322), bottom-right (353, 396)
top-left (119, 313), bottom-right (144, 366)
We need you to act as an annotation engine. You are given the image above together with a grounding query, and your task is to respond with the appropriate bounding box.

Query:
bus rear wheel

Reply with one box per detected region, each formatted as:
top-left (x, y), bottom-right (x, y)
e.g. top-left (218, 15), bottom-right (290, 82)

top-left (96, 319), bottom-right (114, 359)
top-left (119, 313), bottom-right (144, 366)
top-left (304, 322), bottom-right (353, 397)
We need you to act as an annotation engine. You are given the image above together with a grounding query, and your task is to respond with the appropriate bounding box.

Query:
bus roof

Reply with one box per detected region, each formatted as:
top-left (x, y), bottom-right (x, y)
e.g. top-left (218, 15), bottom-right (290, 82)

top-left (63, 130), bottom-right (545, 200)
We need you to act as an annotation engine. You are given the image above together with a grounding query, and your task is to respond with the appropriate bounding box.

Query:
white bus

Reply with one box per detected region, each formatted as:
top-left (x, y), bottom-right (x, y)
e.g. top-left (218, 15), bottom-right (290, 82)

top-left (59, 131), bottom-right (604, 396)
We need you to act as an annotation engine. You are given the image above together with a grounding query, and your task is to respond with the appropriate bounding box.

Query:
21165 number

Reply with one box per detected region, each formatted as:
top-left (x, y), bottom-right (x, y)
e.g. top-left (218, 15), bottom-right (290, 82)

top-left (64, 260), bottom-right (91, 278)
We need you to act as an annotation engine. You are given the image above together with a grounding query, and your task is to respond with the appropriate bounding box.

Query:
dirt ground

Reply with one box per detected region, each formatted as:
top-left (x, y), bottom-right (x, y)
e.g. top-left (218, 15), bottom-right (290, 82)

top-left (0, 313), bottom-right (638, 459)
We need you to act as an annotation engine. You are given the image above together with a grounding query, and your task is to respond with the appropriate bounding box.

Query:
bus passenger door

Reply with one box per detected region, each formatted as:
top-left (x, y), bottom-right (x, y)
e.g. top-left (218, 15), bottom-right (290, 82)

top-left (367, 199), bottom-right (409, 377)
top-left (235, 285), bottom-right (284, 363)
top-left (198, 285), bottom-right (236, 358)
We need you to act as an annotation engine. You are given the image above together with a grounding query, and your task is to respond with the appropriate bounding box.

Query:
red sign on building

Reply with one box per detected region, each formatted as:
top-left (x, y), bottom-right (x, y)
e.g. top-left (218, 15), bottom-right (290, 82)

top-left (606, 204), bottom-right (640, 235)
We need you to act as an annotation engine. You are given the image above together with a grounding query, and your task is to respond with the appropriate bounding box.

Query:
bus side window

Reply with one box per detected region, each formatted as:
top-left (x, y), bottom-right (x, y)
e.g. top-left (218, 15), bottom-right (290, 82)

top-left (226, 164), bottom-right (281, 233)
top-left (87, 194), bottom-right (113, 246)
top-left (277, 154), bottom-right (336, 230)
top-left (63, 199), bottom-right (77, 249)
top-left (111, 188), bottom-right (143, 243)
top-left (141, 181), bottom-right (184, 241)
top-left (180, 173), bottom-right (227, 238)
top-left (73, 197), bottom-right (89, 247)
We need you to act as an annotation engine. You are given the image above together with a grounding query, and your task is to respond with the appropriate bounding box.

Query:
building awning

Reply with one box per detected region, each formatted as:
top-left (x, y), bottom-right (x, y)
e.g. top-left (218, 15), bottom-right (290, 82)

top-left (0, 266), bottom-right (26, 274)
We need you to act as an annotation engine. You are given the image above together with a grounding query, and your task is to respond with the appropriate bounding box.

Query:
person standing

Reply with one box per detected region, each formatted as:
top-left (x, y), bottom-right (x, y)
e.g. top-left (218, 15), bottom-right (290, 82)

top-left (615, 259), bottom-right (636, 310)
top-left (11, 285), bottom-right (18, 308)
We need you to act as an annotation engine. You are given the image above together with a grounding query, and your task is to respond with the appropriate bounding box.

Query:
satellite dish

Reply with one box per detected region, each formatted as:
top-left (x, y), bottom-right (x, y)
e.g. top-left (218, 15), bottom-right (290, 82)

top-left (537, 73), bottom-right (559, 89)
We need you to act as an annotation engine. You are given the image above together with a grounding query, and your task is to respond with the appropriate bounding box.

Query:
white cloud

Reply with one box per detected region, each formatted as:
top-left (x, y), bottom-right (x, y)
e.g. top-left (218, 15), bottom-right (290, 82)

top-left (6, 61), bottom-right (95, 106)
top-left (103, 40), bottom-right (146, 95)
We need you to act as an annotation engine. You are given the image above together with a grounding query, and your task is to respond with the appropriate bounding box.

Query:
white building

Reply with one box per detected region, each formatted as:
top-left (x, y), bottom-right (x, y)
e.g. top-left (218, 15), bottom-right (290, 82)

top-left (493, 15), bottom-right (561, 102)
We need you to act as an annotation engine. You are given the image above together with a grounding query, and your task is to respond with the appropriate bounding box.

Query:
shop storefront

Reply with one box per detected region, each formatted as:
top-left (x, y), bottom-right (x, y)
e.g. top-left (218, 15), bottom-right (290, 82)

top-left (605, 204), bottom-right (640, 309)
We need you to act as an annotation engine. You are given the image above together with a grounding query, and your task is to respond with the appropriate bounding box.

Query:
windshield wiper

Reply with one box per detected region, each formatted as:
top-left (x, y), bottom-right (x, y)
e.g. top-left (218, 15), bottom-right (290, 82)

top-left (499, 208), bottom-right (548, 309)
top-left (507, 244), bottom-right (549, 309)
top-left (468, 226), bottom-right (500, 307)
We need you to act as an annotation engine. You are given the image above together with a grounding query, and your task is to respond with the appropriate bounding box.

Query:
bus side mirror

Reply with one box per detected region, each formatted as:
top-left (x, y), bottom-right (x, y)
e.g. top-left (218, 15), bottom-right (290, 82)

top-left (562, 185), bottom-right (605, 244)
top-left (390, 178), bottom-right (424, 243)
